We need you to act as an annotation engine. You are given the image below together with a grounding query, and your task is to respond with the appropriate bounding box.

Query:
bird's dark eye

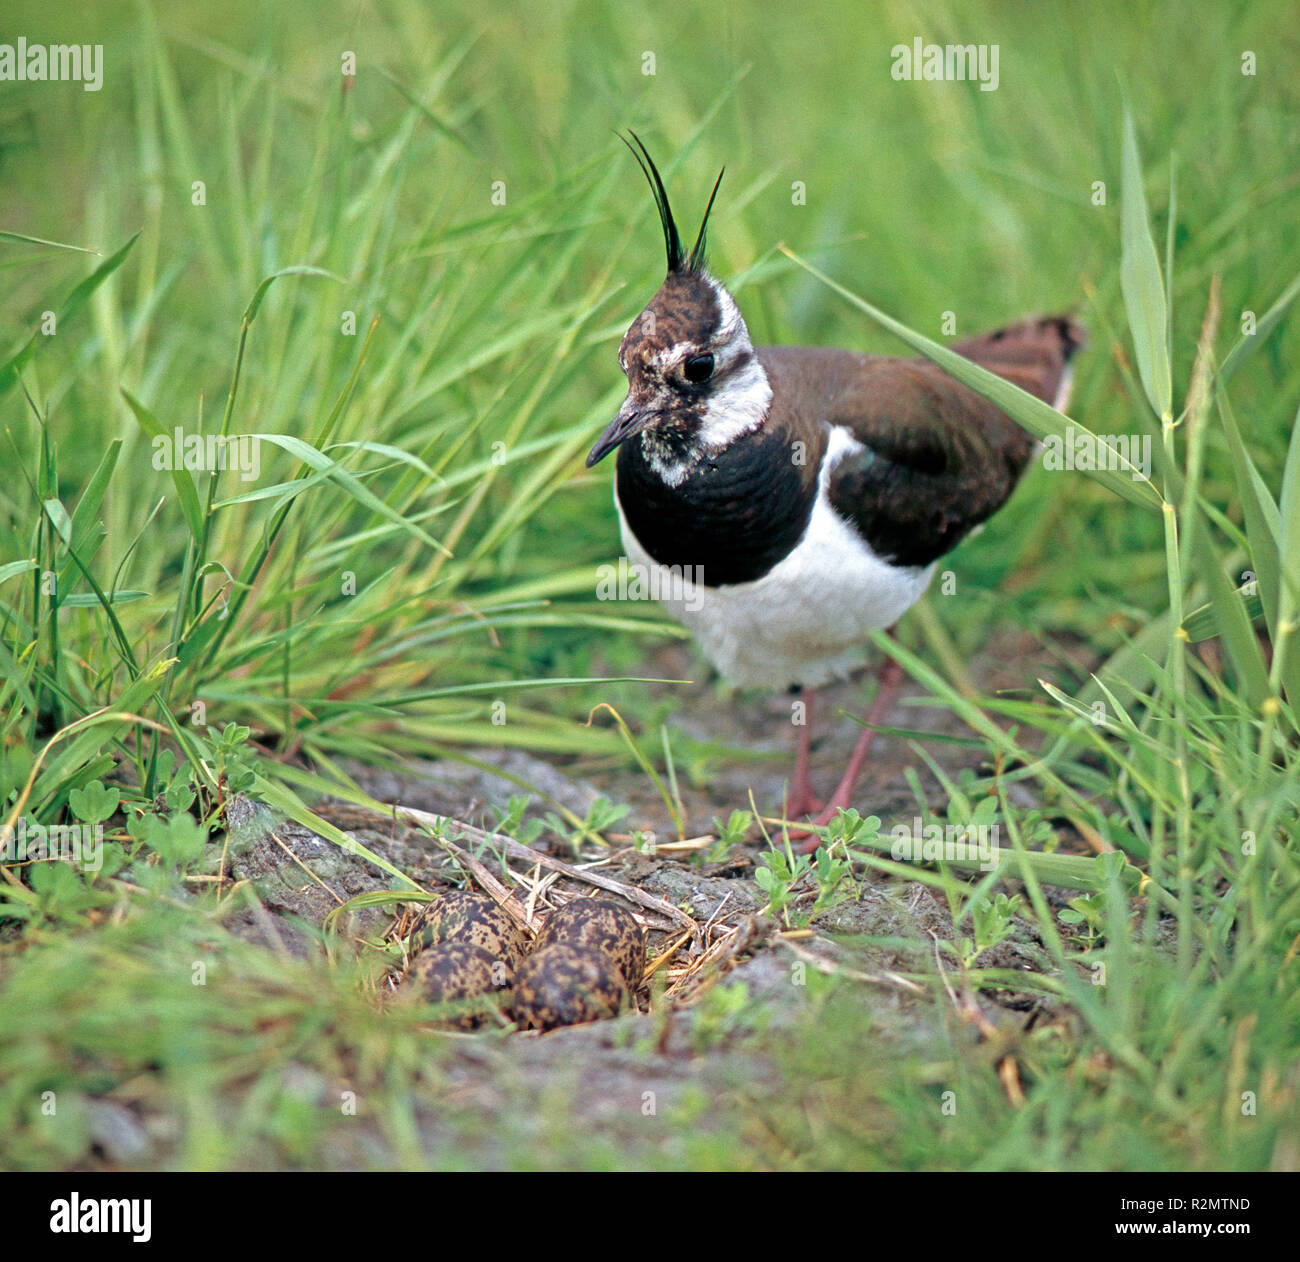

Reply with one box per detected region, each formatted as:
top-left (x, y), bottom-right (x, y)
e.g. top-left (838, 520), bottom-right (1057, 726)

top-left (683, 352), bottom-right (715, 384)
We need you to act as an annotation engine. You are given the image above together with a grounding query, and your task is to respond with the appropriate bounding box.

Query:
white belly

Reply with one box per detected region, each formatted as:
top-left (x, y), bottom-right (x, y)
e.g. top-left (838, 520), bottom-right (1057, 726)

top-left (615, 426), bottom-right (935, 690)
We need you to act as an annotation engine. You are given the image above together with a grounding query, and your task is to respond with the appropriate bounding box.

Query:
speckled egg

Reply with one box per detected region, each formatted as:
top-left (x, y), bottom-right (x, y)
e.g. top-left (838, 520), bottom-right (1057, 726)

top-left (409, 888), bottom-right (525, 971)
top-left (401, 941), bottom-right (512, 1029)
top-left (511, 943), bottom-right (627, 1031)
top-left (536, 898), bottom-right (646, 992)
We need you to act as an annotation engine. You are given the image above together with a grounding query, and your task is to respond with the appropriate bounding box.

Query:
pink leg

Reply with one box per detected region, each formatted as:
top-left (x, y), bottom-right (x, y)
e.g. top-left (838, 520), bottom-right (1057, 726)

top-left (784, 688), bottom-right (822, 818)
top-left (789, 655), bottom-right (905, 853)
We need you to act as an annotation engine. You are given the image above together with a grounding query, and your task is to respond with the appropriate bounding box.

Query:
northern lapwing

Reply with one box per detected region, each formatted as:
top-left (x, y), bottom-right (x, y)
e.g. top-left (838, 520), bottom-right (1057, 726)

top-left (587, 134), bottom-right (1083, 849)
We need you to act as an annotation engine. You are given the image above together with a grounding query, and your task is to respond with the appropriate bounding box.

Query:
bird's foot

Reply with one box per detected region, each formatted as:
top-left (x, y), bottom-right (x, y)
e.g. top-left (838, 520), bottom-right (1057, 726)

top-left (778, 719), bottom-right (882, 851)
top-left (780, 661), bottom-right (905, 853)
top-left (776, 749), bottom-right (868, 850)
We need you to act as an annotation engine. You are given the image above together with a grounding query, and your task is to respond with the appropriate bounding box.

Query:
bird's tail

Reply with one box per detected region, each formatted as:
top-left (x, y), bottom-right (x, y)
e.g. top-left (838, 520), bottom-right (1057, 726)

top-left (951, 315), bottom-right (1086, 413)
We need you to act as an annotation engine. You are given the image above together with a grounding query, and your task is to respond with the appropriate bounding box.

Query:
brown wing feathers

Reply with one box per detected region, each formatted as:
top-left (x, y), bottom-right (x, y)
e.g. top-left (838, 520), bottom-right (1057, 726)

top-left (807, 315), bottom-right (1084, 567)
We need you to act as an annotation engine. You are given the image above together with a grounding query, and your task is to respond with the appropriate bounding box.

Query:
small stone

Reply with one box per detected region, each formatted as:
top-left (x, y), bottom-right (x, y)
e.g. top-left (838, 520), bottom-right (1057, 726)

top-left (86, 1098), bottom-right (152, 1163)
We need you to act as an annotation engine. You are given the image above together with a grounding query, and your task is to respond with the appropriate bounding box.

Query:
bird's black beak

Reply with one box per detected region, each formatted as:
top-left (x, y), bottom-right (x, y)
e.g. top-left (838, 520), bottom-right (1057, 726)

top-left (586, 399), bottom-right (648, 467)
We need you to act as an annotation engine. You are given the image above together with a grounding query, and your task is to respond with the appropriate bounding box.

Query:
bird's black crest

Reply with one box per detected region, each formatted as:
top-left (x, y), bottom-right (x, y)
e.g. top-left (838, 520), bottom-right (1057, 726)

top-left (621, 131), bottom-right (724, 276)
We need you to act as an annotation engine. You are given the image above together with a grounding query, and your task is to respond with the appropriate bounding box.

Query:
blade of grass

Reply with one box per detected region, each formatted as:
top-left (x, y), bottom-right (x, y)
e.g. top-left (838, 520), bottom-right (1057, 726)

top-left (1119, 109), bottom-right (1171, 422)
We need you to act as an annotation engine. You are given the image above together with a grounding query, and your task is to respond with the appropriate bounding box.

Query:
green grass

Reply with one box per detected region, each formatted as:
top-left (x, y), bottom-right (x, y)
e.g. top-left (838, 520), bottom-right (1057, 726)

top-left (1, 0), bottom-right (1298, 1170)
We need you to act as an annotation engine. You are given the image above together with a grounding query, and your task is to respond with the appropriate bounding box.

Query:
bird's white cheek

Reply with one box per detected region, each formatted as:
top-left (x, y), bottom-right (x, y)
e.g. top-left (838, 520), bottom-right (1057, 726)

top-left (696, 357), bottom-right (772, 450)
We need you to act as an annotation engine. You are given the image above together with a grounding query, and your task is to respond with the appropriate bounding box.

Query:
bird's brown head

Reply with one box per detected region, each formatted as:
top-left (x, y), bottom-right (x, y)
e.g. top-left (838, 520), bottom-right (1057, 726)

top-left (586, 134), bottom-right (770, 475)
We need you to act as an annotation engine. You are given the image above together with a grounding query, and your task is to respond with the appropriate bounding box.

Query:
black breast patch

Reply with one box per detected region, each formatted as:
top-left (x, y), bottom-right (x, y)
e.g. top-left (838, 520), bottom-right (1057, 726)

top-left (616, 428), bottom-right (817, 586)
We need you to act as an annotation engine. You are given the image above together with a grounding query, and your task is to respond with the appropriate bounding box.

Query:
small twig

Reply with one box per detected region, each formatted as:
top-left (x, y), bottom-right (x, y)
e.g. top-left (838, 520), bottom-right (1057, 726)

top-left (778, 935), bottom-right (926, 995)
top-left (270, 830), bottom-right (345, 905)
top-left (998, 1054), bottom-right (1027, 1108)
top-left (931, 932), bottom-right (1025, 1108)
top-left (643, 929), bottom-right (693, 981)
top-left (664, 925), bottom-right (740, 998)
top-left (431, 832), bottom-right (537, 932)
top-left (647, 835), bottom-right (716, 853)
top-left (663, 916), bottom-right (773, 999)
top-left (930, 931), bottom-right (961, 1007)
top-left (702, 890), bottom-right (733, 939)
top-left (393, 802), bottom-right (700, 940)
